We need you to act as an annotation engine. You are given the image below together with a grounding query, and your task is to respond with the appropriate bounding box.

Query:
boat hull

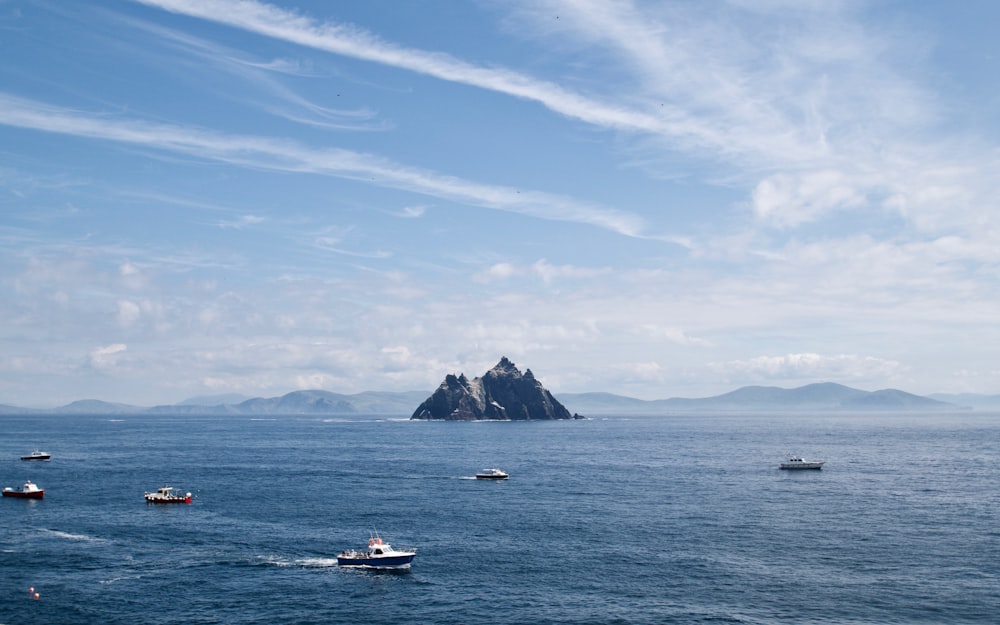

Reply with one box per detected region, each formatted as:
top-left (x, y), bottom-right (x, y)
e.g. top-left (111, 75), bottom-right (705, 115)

top-left (3, 490), bottom-right (44, 499)
top-left (337, 554), bottom-right (415, 569)
top-left (21, 455), bottom-right (50, 461)
top-left (475, 474), bottom-right (508, 479)
top-left (780, 463), bottom-right (824, 470)
top-left (145, 496), bottom-right (192, 504)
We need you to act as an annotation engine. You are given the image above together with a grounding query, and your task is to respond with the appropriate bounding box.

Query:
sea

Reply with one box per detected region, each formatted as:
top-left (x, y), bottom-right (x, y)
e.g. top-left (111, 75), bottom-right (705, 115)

top-left (1, 411), bottom-right (998, 624)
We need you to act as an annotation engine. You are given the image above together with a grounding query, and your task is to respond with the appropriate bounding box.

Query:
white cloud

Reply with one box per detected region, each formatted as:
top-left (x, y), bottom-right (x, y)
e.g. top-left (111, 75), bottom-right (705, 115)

top-left (751, 170), bottom-right (869, 227)
top-left (90, 343), bottom-right (127, 369)
top-left (396, 205), bottom-right (426, 218)
top-left (475, 263), bottom-right (518, 283)
top-left (117, 300), bottom-right (142, 326)
top-left (710, 353), bottom-right (905, 386)
top-left (217, 214), bottom-right (265, 229)
top-left (474, 260), bottom-right (610, 284)
top-left (638, 325), bottom-right (712, 348)
top-left (610, 360), bottom-right (663, 381)
top-left (119, 259), bottom-right (147, 290)
top-left (119, 260), bottom-right (140, 276)
top-left (531, 259), bottom-right (611, 284)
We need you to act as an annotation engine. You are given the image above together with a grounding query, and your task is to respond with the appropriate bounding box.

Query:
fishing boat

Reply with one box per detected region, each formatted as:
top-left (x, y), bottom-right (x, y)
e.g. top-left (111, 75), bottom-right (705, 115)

top-left (475, 467), bottom-right (509, 479)
top-left (20, 450), bottom-right (51, 461)
top-left (144, 486), bottom-right (192, 504)
top-left (780, 455), bottom-right (824, 470)
top-left (337, 531), bottom-right (416, 569)
top-left (3, 480), bottom-right (44, 499)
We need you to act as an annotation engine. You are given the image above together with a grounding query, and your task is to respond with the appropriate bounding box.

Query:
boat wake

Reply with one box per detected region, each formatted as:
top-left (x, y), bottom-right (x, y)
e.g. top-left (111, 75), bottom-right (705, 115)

top-left (296, 557), bottom-right (340, 568)
top-left (39, 529), bottom-right (107, 543)
top-left (99, 574), bottom-right (143, 585)
top-left (255, 554), bottom-right (338, 569)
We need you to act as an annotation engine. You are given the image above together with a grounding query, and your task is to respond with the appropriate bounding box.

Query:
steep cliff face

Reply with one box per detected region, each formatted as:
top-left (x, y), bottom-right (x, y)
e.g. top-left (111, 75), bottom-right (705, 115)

top-left (410, 357), bottom-right (576, 420)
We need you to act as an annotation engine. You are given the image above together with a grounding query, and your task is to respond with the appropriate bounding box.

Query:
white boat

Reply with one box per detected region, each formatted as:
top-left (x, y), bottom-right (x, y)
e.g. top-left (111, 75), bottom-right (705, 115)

top-left (20, 450), bottom-right (51, 461)
top-left (144, 486), bottom-right (192, 504)
top-left (337, 531), bottom-right (416, 569)
top-left (475, 468), bottom-right (509, 479)
top-left (3, 480), bottom-right (44, 499)
top-left (780, 456), bottom-right (824, 470)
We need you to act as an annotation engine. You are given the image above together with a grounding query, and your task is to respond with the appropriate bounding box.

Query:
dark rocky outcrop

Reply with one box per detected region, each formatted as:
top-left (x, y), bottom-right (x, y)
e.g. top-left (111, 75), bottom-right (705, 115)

top-left (410, 357), bottom-right (579, 420)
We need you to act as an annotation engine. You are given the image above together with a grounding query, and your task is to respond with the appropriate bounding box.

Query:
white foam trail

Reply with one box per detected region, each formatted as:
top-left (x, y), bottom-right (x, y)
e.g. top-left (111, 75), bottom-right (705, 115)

top-left (39, 529), bottom-right (106, 543)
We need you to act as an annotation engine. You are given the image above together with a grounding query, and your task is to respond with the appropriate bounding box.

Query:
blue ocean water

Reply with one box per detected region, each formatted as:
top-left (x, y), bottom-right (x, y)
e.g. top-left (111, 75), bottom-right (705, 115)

top-left (1, 412), bottom-right (998, 624)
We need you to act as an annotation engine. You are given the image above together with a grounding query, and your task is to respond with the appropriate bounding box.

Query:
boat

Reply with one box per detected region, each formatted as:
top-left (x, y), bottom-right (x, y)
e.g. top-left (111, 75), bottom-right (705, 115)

top-left (780, 455), bottom-right (824, 470)
top-left (20, 450), bottom-right (51, 461)
top-left (3, 480), bottom-right (44, 499)
top-left (337, 531), bottom-right (416, 569)
top-left (144, 486), bottom-right (192, 504)
top-left (475, 467), bottom-right (509, 479)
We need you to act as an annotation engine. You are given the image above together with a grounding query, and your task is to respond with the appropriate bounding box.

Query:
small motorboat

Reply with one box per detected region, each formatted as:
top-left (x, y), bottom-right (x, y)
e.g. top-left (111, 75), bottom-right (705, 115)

top-left (780, 455), bottom-right (824, 470)
top-left (144, 486), bottom-right (192, 504)
top-left (337, 531), bottom-right (416, 569)
top-left (20, 450), bottom-right (51, 461)
top-left (475, 468), bottom-right (509, 480)
top-left (3, 480), bottom-right (44, 499)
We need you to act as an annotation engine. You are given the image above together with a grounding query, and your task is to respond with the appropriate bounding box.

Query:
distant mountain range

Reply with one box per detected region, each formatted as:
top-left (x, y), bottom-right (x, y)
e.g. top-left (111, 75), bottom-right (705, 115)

top-left (1, 382), bottom-right (991, 416)
top-left (0, 390), bottom-right (429, 416)
top-left (559, 383), bottom-right (970, 414)
top-left (929, 392), bottom-right (1000, 410)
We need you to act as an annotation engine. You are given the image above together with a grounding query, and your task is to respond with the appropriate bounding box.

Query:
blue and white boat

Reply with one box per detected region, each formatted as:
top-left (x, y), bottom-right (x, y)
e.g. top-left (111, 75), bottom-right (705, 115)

top-left (337, 531), bottom-right (416, 569)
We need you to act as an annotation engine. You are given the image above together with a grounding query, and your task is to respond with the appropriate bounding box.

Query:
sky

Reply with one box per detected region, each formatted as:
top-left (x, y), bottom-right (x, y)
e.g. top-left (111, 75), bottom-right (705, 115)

top-left (2, 0), bottom-right (1000, 407)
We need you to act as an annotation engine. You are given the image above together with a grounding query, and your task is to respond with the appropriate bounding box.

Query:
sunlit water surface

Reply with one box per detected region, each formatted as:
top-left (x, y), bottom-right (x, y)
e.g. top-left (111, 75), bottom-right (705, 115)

top-left (1, 412), bottom-right (998, 624)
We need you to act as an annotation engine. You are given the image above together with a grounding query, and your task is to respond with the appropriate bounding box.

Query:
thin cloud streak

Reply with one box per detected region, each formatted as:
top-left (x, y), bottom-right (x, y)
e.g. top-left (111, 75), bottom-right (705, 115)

top-left (115, 12), bottom-right (389, 131)
top-left (0, 93), bottom-right (644, 236)
top-left (133, 0), bottom-right (674, 135)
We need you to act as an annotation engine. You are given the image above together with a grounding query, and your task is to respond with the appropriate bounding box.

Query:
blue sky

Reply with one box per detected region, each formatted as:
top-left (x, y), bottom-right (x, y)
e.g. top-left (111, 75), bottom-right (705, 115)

top-left (2, 0), bottom-right (999, 407)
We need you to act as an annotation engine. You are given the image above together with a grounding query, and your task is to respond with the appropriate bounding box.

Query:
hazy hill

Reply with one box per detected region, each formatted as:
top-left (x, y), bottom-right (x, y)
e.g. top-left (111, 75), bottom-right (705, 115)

top-left (233, 390), bottom-right (428, 415)
top-left (177, 393), bottom-right (252, 406)
top-left (559, 383), bottom-right (958, 415)
top-left (57, 399), bottom-right (143, 414)
top-left (929, 393), bottom-right (1000, 410)
top-left (0, 383), bottom-right (973, 416)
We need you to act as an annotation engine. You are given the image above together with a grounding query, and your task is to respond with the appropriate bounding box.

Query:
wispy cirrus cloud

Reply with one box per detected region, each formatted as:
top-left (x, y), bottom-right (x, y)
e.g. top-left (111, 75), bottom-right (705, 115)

top-left (131, 0), bottom-right (991, 237)
top-left (114, 13), bottom-right (387, 131)
top-left (132, 0), bottom-right (671, 134)
top-left (0, 92), bottom-right (644, 236)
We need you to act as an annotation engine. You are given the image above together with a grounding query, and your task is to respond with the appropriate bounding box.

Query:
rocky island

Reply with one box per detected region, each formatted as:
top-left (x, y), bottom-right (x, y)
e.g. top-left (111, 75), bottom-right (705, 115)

top-left (410, 357), bottom-right (581, 420)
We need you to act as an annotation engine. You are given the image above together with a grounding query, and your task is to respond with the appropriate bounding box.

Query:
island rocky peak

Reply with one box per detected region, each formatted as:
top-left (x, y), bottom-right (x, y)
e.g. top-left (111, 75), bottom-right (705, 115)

top-left (410, 357), bottom-right (581, 420)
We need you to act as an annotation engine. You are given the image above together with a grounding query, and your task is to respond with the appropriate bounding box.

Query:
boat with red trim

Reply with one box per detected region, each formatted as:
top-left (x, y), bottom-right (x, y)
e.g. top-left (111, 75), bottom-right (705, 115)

top-left (337, 531), bottom-right (416, 569)
top-left (3, 480), bottom-right (44, 499)
top-left (144, 486), bottom-right (192, 504)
